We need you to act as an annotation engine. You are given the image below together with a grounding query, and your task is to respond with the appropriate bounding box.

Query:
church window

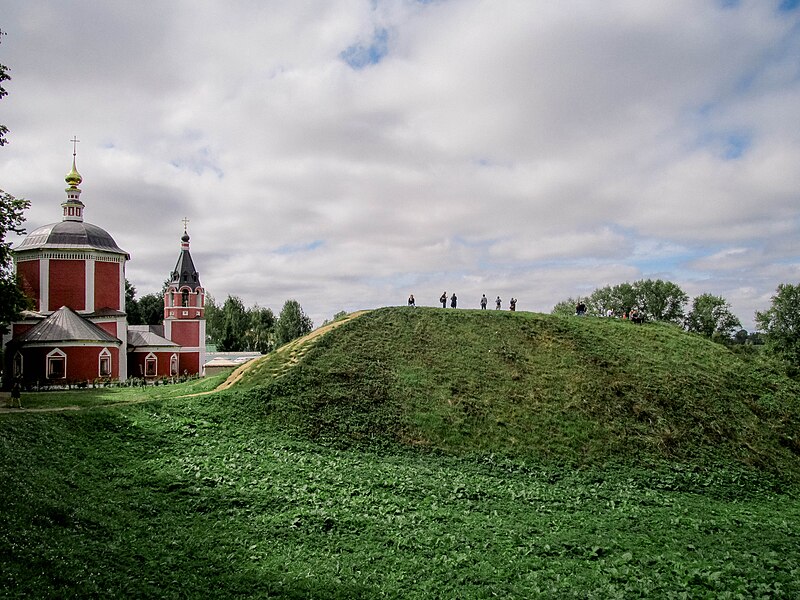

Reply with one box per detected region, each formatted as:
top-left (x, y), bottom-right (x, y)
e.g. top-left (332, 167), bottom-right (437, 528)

top-left (182, 290), bottom-right (189, 307)
top-left (13, 352), bottom-right (23, 377)
top-left (145, 353), bottom-right (157, 377)
top-left (99, 348), bottom-right (112, 377)
top-left (170, 354), bottom-right (179, 376)
top-left (47, 349), bottom-right (67, 379)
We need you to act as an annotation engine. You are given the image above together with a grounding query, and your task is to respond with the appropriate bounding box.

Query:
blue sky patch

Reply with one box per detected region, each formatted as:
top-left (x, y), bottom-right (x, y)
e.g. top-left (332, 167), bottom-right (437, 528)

top-left (340, 28), bottom-right (389, 69)
top-left (780, 0), bottom-right (800, 11)
top-left (274, 240), bottom-right (324, 255)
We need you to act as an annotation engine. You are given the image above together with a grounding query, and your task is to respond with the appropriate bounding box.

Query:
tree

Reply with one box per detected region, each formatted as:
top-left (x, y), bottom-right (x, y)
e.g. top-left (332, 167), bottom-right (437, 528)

top-left (0, 33), bottom-right (30, 330)
top-left (204, 294), bottom-right (224, 346)
top-left (551, 297), bottom-right (587, 316)
top-left (275, 299), bottom-right (313, 347)
top-left (138, 293), bottom-right (164, 326)
top-left (588, 282), bottom-right (637, 317)
top-left (219, 295), bottom-right (248, 351)
top-left (125, 279), bottom-right (143, 324)
top-left (0, 191), bottom-right (31, 330)
top-left (245, 305), bottom-right (276, 353)
top-left (755, 283), bottom-right (800, 368)
top-left (633, 279), bottom-right (687, 323)
top-left (685, 293), bottom-right (741, 341)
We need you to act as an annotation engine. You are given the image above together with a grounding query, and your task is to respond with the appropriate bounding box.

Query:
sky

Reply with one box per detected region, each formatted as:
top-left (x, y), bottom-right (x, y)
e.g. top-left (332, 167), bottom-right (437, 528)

top-left (1, 0), bottom-right (799, 331)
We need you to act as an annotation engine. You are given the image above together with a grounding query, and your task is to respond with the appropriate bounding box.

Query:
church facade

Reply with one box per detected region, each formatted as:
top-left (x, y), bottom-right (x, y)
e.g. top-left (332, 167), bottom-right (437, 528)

top-left (2, 155), bottom-right (206, 387)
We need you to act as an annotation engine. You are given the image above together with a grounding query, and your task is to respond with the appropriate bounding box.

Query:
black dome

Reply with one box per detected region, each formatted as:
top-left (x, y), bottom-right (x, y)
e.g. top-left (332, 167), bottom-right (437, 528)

top-left (15, 221), bottom-right (128, 256)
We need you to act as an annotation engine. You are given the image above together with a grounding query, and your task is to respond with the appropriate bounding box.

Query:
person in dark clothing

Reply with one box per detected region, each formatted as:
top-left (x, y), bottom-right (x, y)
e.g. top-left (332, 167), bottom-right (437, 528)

top-left (440, 292), bottom-right (447, 308)
top-left (509, 298), bottom-right (517, 311)
top-left (408, 294), bottom-right (415, 307)
top-left (450, 293), bottom-right (458, 308)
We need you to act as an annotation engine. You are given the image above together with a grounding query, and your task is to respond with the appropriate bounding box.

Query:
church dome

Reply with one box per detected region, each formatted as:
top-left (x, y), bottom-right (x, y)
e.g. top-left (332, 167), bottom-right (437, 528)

top-left (15, 220), bottom-right (129, 257)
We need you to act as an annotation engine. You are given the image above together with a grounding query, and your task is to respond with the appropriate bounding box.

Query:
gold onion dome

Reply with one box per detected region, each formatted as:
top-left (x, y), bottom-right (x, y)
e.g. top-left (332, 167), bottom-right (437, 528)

top-left (65, 157), bottom-right (82, 189)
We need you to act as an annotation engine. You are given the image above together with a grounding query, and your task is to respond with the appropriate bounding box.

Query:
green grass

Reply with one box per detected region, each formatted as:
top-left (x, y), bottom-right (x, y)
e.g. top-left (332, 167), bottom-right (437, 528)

top-left (3, 372), bottom-right (231, 410)
top-left (236, 307), bottom-right (800, 475)
top-left (2, 307), bottom-right (799, 598)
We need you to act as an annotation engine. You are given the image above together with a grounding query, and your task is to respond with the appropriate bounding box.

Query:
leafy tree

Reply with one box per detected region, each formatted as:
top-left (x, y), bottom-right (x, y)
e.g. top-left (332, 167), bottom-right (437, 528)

top-left (551, 297), bottom-right (587, 316)
top-left (0, 190), bottom-right (31, 331)
top-left (685, 293), bottom-right (741, 340)
top-left (138, 293), bottom-right (164, 326)
top-left (245, 305), bottom-right (275, 353)
top-left (588, 282), bottom-right (637, 317)
top-left (755, 283), bottom-right (800, 369)
top-left (0, 33), bottom-right (30, 330)
top-left (275, 299), bottom-right (313, 347)
top-left (125, 279), bottom-right (143, 324)
top-left (203, 294), bottom-right (224, 346)
top-left (219, 295), bottom-right (248, 351)
top-left (633, 279), bottom-right (687, 323)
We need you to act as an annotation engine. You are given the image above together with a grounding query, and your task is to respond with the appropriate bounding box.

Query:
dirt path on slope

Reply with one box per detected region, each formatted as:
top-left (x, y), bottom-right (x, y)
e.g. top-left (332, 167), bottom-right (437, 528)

top-left (0, 310), bottom-right (369, 414)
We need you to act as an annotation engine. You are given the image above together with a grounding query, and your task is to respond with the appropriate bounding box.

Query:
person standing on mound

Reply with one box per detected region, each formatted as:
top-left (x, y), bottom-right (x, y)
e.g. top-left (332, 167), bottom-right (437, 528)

top-left (440, 292), bottom-right (447, 308)
top-left (495, 296), bottom-right (502, 310)
top-left (450, 293), bottom-right (458, 308)
top-left (408, 294), bottom-right (415, 307)
top-left (480, 294), bottom-right (488, 309)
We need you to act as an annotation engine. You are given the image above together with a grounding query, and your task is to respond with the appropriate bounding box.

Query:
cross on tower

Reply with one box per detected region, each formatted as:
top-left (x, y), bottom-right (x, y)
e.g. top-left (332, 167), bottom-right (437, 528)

top-left (182, 217), bottom-right (190, 232)
top-left (70, 136), bottom-right (80, 156)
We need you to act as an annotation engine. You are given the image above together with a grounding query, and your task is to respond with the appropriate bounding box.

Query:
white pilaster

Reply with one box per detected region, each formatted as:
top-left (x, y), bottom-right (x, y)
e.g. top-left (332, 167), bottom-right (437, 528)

top-left (118, 316), bottom-right (128, 381)
top-left (40, 258), bottom-right (50, 312)
top-left (86, 258), bottom-right (95, 312)
top-left (119, 261), bottom-right (126, 312)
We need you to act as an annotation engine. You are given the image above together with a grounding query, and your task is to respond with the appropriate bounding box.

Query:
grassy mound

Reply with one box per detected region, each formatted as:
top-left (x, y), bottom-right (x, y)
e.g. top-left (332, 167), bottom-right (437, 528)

top-left (235, 307), bottom-right (800, 473)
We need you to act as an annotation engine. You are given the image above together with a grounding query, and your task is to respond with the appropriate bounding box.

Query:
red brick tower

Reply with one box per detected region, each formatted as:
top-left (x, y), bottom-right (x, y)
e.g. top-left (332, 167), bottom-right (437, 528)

top-left (5, 148), bottom-right (130, 384)
top-left (162, 224), bottom-right (206, 375)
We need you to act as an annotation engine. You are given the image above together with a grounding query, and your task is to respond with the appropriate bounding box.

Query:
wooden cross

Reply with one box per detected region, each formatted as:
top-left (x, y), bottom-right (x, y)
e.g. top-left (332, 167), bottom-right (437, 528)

top-left (70, 136), bottom-right (80, 156)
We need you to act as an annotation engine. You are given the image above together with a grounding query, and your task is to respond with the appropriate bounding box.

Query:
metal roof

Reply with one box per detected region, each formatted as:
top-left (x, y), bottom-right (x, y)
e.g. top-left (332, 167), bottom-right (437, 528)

top-left (14, 306), bottom-right (121, 345)
top-left (168, 233), bottom-right (202, 291)
top-left (127, 325), bottom-right (178, 349)
top-left (15, 220), bottom-right (129, 257)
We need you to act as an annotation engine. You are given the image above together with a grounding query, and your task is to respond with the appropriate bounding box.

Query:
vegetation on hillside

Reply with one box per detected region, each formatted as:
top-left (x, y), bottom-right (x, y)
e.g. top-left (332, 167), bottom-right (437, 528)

top-left (1, 391), bottom-right (799, 598)
top-left (236, 307), bottom-right (800, 474)
top-left (2, 309), bottom-right (800, 597)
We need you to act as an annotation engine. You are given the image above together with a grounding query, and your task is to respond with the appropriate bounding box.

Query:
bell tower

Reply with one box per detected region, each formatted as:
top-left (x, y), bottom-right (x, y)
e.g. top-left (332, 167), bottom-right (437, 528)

top-left (163, 220), bottom-right (206, 374)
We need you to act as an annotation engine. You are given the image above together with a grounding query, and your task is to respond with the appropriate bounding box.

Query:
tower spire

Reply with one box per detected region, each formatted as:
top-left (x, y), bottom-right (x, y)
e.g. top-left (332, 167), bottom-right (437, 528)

top-left (62, 136), bottom-right (85, 222)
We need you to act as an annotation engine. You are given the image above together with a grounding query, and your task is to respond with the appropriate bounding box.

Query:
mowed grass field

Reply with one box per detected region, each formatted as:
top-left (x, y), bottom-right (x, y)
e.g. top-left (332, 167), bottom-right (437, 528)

top-left (2, 307), bottom-right (799, 598)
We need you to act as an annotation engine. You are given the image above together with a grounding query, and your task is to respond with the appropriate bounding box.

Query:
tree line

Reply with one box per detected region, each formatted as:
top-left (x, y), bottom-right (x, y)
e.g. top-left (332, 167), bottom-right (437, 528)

top-left (125, 282), bottom-right (313, 353)
top-left (552, 278), bottom-right (799, 371)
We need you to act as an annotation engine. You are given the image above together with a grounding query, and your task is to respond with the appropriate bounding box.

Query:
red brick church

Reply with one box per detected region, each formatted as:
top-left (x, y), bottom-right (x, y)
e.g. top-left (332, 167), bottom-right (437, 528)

top-left (2, 153), bottom-right (206, 386)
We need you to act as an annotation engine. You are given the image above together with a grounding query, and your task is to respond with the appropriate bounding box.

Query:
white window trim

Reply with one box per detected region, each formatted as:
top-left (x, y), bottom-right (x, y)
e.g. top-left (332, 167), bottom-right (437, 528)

top-left (144, 352), bottom-right (158, 377)
top-left (46, 348), bottom-right (67, 379)
top-left (99, 347), bottom-right (112, 377)
top-left (170, 353), bottom-right (179, 376)
top-left (13, 352), bottom-right (23, 377)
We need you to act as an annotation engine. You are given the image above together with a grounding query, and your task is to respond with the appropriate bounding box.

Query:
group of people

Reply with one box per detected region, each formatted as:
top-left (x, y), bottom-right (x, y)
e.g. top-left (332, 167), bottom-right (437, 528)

top-left (575, 302), bottom-right (644, 323)
top-left (406, 293), bottom-right (517, 311)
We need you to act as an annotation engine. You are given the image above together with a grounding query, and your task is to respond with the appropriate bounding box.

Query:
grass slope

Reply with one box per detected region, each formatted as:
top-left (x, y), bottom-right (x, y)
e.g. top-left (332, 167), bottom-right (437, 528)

top-left (2, 393), bottom-right (799, 598)
top-left (236, 307), bottom-right (800, 474)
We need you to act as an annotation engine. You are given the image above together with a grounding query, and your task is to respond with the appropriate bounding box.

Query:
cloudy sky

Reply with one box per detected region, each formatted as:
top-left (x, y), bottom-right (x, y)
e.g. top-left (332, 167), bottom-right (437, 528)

top-left (2, 0), bottom-right (799, 330)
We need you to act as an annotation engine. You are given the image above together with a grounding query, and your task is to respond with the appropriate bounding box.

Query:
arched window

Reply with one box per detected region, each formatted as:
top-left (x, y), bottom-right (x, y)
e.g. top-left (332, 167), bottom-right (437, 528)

top-left (47, 348), bottom-right (67, 379)
top-left (145, 353), bottom-right (157, 377)
top-left (182, 290), bottom-right (189, 307)
top-left (99, 348), bottom-right (112, 377)
top-left (13, 352), bottom-right (23, 378)
top-left (170, 354), bottom-right (179, 376)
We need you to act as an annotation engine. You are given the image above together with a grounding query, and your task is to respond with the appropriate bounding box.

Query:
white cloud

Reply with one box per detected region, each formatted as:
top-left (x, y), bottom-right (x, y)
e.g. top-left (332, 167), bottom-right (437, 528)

top-left (2, 0), bottom-right (798, 332)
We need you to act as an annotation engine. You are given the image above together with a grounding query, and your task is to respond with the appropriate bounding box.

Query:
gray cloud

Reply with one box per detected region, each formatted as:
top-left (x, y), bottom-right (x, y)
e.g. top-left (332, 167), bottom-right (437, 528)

top-left (2, 0), bottom-right (799, 331)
